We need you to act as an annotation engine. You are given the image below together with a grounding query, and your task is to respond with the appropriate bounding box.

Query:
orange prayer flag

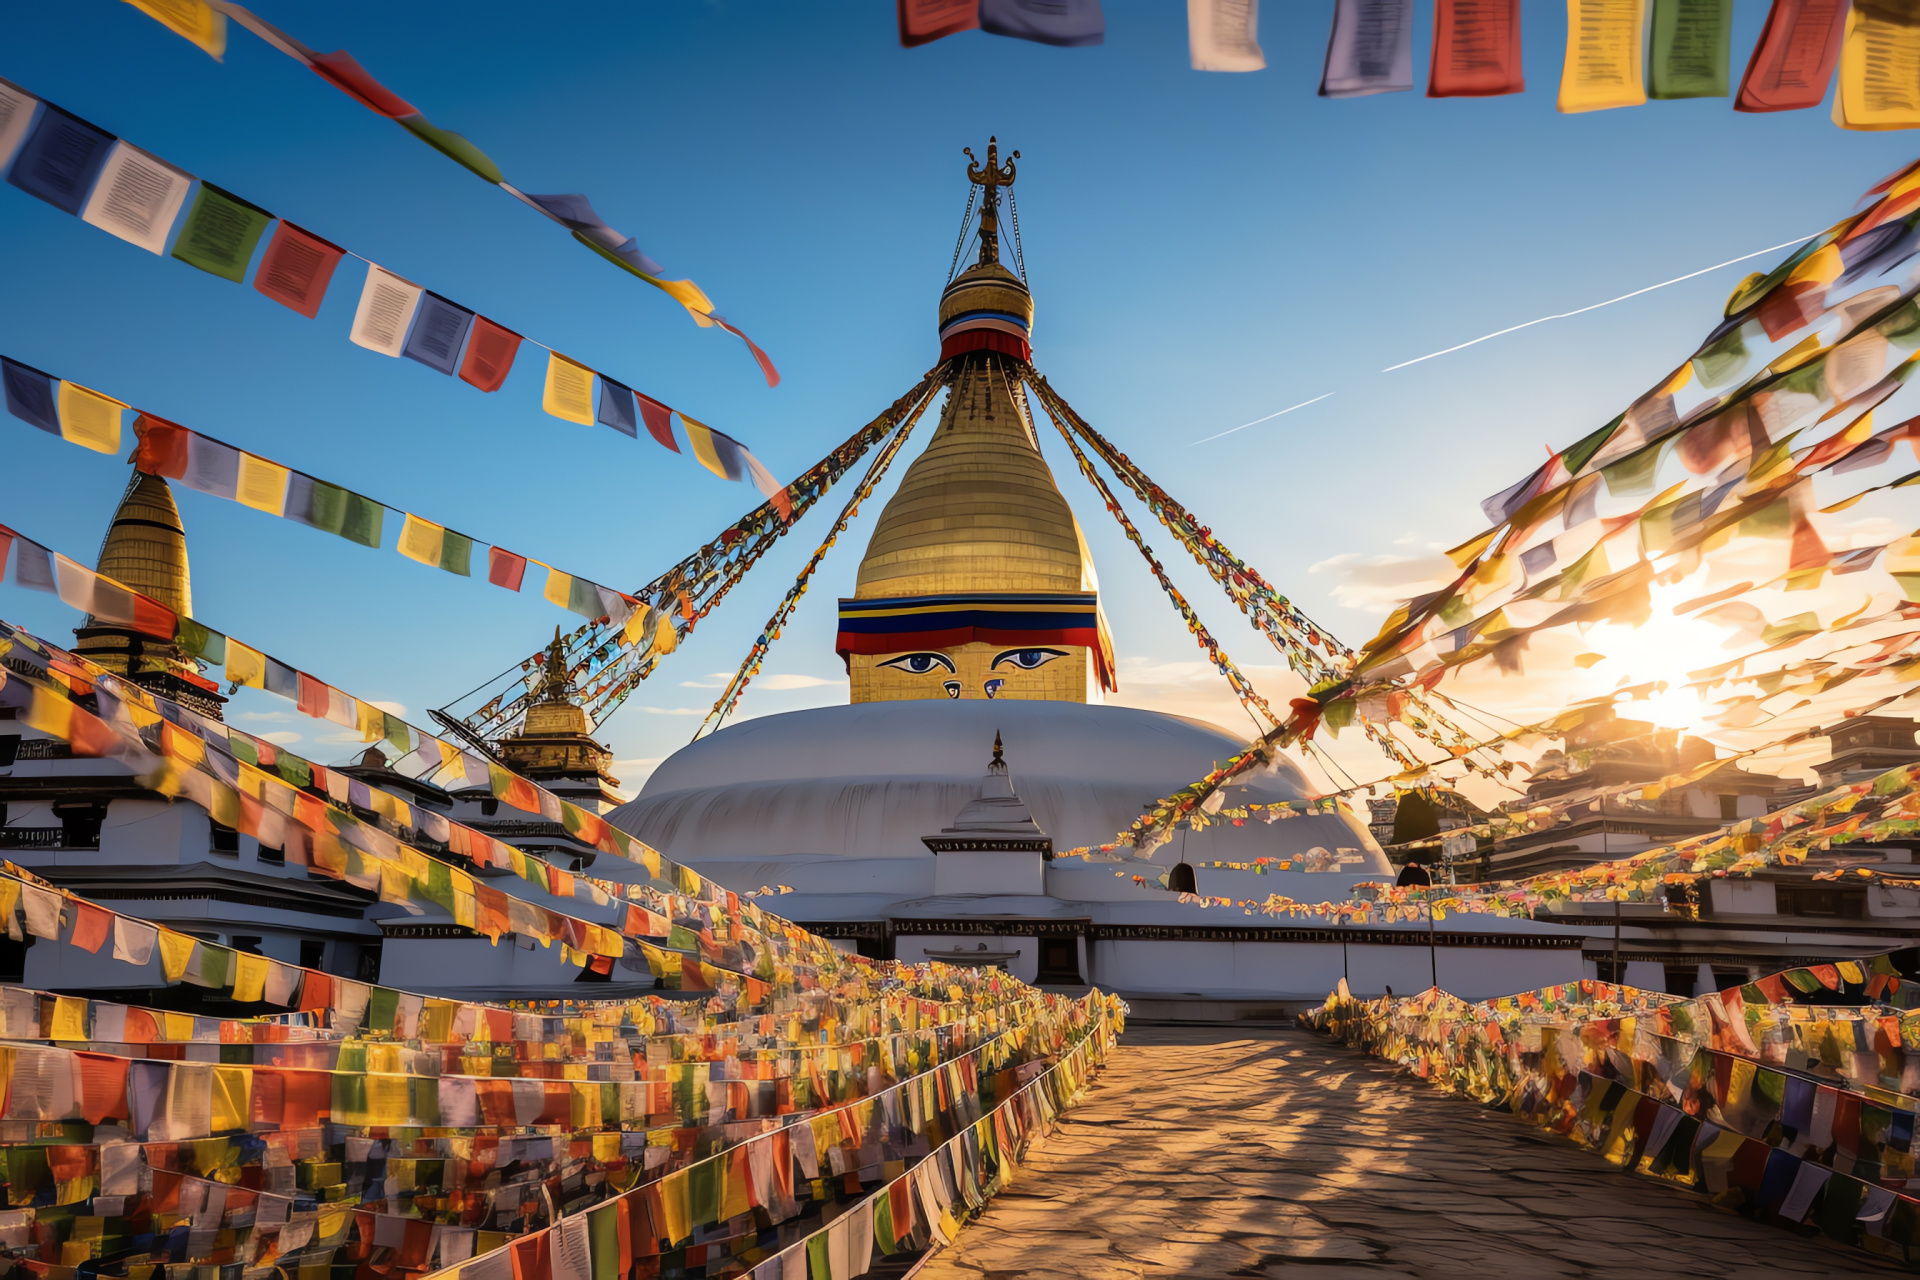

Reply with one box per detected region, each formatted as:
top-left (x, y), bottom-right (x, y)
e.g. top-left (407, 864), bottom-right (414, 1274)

top-left (74, 1051), bottom-right (129, 1123)
top-left (70, 902), bottom-right (111, 954)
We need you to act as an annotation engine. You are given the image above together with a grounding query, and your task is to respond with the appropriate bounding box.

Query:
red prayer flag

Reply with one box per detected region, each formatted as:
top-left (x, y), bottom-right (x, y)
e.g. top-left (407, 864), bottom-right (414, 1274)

top-left (296, 672), bottom-right (330, 718)
top-left (898, 0), bottom-right (978, 47)
top-left (488, 546), bottom-right (528, 591)
top-left (508, 1231), bottom-right (550, 1280)
top-left (252, 222), bottom-right (345, 319)
top-left (1736, 0), bottom-right (1847, 113)
top-left (297, 971), bottom-right (332, 1013)
top-left (308, 50), bottom-right (419, 118)
top-left (70, 902), bottom-right (111, 954)
top-left (459, 317), bottom-right (522, 392)
top-left (715, 317), bottom-right (780, 388)
top-left (130, 414), bottom-right (190, 478)
top-left (1428, 0), bottom-right (1523, 98)
top-left (130, 592), bottom-right (176, 641)
top-left (636, 395), bottom-right (679, 452)
top-left (75, 1052), bottom-right (129, 1123)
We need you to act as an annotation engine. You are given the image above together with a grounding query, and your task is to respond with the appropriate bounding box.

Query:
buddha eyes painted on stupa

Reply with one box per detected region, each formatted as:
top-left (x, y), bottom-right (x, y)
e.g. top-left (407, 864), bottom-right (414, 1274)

top-left (992, 648), bottom-right (1065, 671)
top-left (880, 652), bottom-right (955, 675)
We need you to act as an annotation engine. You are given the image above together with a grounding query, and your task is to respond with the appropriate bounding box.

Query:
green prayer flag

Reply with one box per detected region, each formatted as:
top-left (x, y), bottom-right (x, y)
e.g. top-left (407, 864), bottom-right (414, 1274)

top-left (367, 986), bottom-right (399, 1034)
top-left (228, 736), bottom-right (259, 768)
top-left (1692, 324), bottom-right (1750, 388)
top-left (874, 1194), bottom-right (896, 1254)
top-left (307, 481), bottom-right (385, 549)
top-left (586, 1202), bottom-right (620, 1280)
top-left (382, 712), bottom-right (412, 755)
top-left (806, 1232), bottom-right (830, 1280)
top-left (277, 754), bottom-right (312, 789)
top-left (1564, 416), bottom-right (1622, 476)
top-left (1601, 443), bottom-right (1661, 497)
top-left (398, 115), bottom-right (504, 184)
top-left (172, 183), bottom-right (273, 282)
top-left (687, 1156), bottom-right (721, 1229)
top-left (425, 862), bottom-right (454, 913)
top-left (1648, 0), bottom-right (1730, 99)
top-left (176, 617), bottom-right (226, 665)
top-left (439, 530), bottom-right (473, 576)
top-left (195, 944), bottom-right (232, 990)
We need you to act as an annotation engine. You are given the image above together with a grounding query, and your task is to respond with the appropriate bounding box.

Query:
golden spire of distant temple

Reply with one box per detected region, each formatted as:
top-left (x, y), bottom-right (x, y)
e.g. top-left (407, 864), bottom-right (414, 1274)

top-left (73, 470), bottom-right (225, 717)
top-left (499, 627), bottom-right (622, 800)
top-left (836, 141), bottom-right (1115, 705)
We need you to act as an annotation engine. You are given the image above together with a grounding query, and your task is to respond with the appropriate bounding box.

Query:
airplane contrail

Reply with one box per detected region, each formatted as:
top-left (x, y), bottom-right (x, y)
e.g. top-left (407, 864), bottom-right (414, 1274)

top-left (1187, 392), bottom-right (1336, 446)
top-left (1379, 233), bottom-right (1818, 373)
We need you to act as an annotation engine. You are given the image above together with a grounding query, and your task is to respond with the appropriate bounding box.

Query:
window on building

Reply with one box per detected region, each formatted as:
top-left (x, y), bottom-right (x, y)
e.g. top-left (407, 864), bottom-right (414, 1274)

top-left (1719, 794), bottom-right (1740, 821)
top-left (210, 824), bottom-right (240, 855)
top-left (300, 940), bottom-right (326, 972)
top-left (54, 802), bottom-right (105, 849)
top-left (257, 840), bottom-right (285, 865)
top-left (1712, 968), bottom-right (1750, 992)
top-left (1663, 965), bottom-right (1698, 996)
top-left (356, 942), bottom-right (383, 983)
top-left (230, 936), bottom-right (264, 956)
top-left (1593, 958), bottom-right (1625, 983)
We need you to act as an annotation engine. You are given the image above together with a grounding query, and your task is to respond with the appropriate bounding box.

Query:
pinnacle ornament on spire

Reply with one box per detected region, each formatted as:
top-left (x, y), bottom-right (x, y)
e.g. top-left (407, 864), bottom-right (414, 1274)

top-left (964, 137), bottom-right (1018, 267)
top-left (538, 626), bottom-right (572, 703)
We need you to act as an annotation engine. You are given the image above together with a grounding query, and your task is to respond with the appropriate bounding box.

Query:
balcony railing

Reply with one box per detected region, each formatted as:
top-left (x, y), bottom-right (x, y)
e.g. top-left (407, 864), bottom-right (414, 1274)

top-left (0, 827), bottom-right (90, 850)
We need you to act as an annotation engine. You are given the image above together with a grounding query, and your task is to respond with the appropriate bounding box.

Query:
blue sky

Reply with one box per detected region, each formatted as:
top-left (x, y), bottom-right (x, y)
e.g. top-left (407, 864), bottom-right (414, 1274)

top-left (2, 2), bottom-right (1917, 789)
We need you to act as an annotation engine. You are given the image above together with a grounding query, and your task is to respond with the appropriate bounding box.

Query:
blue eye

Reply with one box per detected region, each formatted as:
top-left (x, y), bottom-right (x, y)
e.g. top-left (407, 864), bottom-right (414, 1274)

top-left (880, 651), bottom-right (955, 675)
top-left (992, 648), bottom-right (1066, 671)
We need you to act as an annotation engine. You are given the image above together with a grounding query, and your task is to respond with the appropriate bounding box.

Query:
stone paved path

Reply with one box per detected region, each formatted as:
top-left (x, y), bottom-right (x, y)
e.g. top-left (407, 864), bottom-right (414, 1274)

top-left (915, 1024), bottom-right (1905, 1279)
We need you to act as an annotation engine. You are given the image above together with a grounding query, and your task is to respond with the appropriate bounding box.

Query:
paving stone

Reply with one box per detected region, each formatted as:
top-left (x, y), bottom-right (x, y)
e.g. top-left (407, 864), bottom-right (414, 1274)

top-left (914, 1024), bottom-right (1905, 1279)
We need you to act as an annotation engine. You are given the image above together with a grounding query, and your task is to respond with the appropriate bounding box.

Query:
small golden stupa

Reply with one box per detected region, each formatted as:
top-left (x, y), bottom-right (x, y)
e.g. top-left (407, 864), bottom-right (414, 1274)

top-left (498, 629), bottom-right (622, 802)
top-left (837, 140), bottom-right (1115, 704)
top-left (72, 470), bottom-right (226, 717)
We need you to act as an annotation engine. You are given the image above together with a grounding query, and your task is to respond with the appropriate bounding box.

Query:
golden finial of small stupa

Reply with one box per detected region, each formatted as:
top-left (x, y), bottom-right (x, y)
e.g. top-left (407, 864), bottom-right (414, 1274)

top-left (963, 137), bottom-right (1018, 266)
top-left (537, 626), bottom-right (571, 703)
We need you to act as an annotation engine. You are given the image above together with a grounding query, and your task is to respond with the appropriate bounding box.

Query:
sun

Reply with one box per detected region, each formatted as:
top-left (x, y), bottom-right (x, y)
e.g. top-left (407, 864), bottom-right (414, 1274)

top-left (1564, 576), bottom-right (1755, 737)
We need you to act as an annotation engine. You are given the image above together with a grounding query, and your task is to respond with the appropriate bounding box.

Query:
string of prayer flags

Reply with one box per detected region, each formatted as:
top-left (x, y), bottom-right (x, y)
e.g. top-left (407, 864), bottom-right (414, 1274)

top-left (1736, 0), bottom-right (1848, 112)
top-left (1188, 0), bottom-right (1264, 72)
top-left (6, 102), bottom-right (113, 216)
top-left (0, 76), bottom-right (782, 493)
top-left (978, 0), bottom-right (1105, 47)
top-left (1320, 0), bottom-right (1414, 97)
top-left (1428, 0), bottom-right (1523, 97)
top-left (897, 0), bottom-right (980, 46)
top-left (116, 2), bottom-right (778, 383)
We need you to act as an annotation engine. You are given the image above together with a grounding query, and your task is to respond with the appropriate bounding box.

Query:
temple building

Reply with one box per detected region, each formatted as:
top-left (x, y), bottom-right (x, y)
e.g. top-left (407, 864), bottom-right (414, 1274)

top-left (603, 146), bottom-right (1587, 1012)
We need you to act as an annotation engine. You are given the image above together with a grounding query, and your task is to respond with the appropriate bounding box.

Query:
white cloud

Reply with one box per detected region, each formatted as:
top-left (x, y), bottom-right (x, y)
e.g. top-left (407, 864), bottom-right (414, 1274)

top-left (236, 710), bottom-right (296, 723)
top-left (640, 706), bottom-right (704, 716)
top-left (678, 674), bottom-right (733, 689)
top-left (370, 700), bottom-right (407, 716)
top-left (755, 673), bottom-right (844, 691)
top-left (1308, 551), bottom-right (1455, 614)
top-left (259, 731), bottom-right (304, 745)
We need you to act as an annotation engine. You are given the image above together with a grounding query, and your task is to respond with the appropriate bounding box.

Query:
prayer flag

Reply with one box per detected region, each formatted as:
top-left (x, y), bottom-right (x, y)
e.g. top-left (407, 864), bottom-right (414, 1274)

top-left (543, 567), bottom-right (574, 610)
top-left (81, 141), bottom-right (191, 254)
top-left (1648, 0), bottom-right (1731, 98)
top-left (112, 915), bottom-right (157, 966)
top-left (1428, 0), bottom-right (1523, 97)
top-left (1320, 0), bottom-right (1414, 97)
top-left (7, 104), bottom-right (115, 215)
top-left (598, 376), bottom-right (638, 437)
top-left (1736, 0), bottom-right (1847, 112)
top-left (979, 0), bottom-right (1104, 46)
top-left (680, 415), bottom-right (740, 480)
top-left (0, 81), bottom-right (38, 172)
top-left (404, 292), bottom-right (475, 375)
top-left (398, 514), bottom-right (472, 575)
top-left (227, 639), bottom-right (266, 689)
top-left (70, 902), bottom-right (111, 954)
top-left (1837, 1), bottom-right (1920, 129)
top-left (1, 357), bottom-right (57, 435)
top-left (171, 182), bottom-right (273, 282)
top-left (398, 114), bottom-right (503, 184)
top-left (157, 930), bottom-right (197, 982)
top-left (55, 381), bottom-right (125, 454)
top-left (742, 447), bottom-right (793, 520)
top-left (1189, 0), bottom-right (1263, 71)
top-left (488, 546), bottom-right (528, 591)
top-left (520, 192), bottom-right (663, 275)
top-left (182, 432), bottom-right (240, 500)
top-left (307, 50), bottom-right (418, 117)
top-left (232, 951), bottom-right (269, 1002)
top-left (1558, 0), bottom-right (1648, 113)
top-left (286, 474), bottom-right (384, 548)
top-left (459, 316), bottom-right (521, 391)
top-left (236, 453), bottom-right (290, 515)
top-left (637, 394), bottom-right (678, 451)
top-left (252, 221), bottom-right (344, 318)
top-left (899, 0), bottom-right (979, 46)
top-left (350, 266), bottom-right (423, 356)
top-left (123, 0), bottom-right (227, 58)
top-left (544, 353), bottom-right (596, 425)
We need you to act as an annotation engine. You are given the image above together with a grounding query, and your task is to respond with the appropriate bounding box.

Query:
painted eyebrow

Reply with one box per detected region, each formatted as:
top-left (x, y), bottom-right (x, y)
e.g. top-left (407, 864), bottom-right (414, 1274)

top-left (880, 652), bottom-right (956, 673)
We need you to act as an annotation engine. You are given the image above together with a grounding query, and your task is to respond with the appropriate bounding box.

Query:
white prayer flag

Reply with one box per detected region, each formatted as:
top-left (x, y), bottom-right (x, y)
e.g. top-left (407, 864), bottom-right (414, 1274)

top-left (1319, 0), bottom-right (1413, 97)
top-left (1189, 0), bottom-right (1263, 71)
top-left (0, 80), bottom-right (38, 171)
top-left (349, 266), bottom-right (423, 357)
top-left (82, 142), bottom-right (193, 254)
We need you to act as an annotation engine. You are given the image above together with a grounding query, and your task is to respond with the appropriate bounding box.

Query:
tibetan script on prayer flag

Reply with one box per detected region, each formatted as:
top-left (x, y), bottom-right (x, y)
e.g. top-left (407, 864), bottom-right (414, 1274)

top-left (1189, 0), bottom-right (1264, 72)
top-left (1837, 1), bottom-right (1920, 130)
top-left (1558, 0), bottom-right (1649, 113)
top-left (1736, 0), bottom-right (1847, 112)
top-left (1428, 0), bottom-right (1523, 97)
top-left (170, 183), bottom-right (272, 282)
top-left (80, 142), bottom-right (191, 255)
top-left (1649, 0), bottom-right (1732, 98)
top-left (459, 316), bottom-right (521, 392)
top-left (7, 105), bottom-right (115, 215)
top-left (252, 222), bottom-right (344, 318)
top-left (1320, 0), bottom-right (1414, 97)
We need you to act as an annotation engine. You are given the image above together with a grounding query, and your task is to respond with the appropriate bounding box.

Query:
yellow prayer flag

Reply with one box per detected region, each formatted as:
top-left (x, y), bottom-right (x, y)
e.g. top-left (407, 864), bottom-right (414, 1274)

top-left (1558, 0), bottom-right (1648, 114)
top-left (357, 699), bottom-right (385, 743)
top-left (651, 277), bottom-right (716, 325)
top-left (235, 453), bottom-right (290, 515)
top-left (660, 1169), bottom-right (692, 1244)
top-left (1839, 2), bottom-right (1920, 130)
top-left (158, 931), bottom-right (197, 983)
top-left (50, 996), bottom-right (88, 1041)
top-left (211, 1065), bottom-right (251, 1132)
top-left (232, 952), bottom-right (269, 1003)
top-left (397, 513), bottom-right (447, 567)
top-left (161, 1011), bottom-right (193, 1041)
top-left (679, 414), bottom-right (729, 479)
top-left (434, 738), bottom-right (464, 773)
top-left (24, 686), bottom-right (75, 741)
top-left (123, 0), bottom-right (226, 58)
top-left (621, 602), bottom-right (653, 647)
top-left (543, 352), bottom-right (596, 425)
top-left (649, 612), bottom-right (678, 658)
top-left (56, 381), bottom-right (126, 454)
top-left (543, 566), bottom-right (574, 609)
top-left (225, 640), bottom-right (265, 689)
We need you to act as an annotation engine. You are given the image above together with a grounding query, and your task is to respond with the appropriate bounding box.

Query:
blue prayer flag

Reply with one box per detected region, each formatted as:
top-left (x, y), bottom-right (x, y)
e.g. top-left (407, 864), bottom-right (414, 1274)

top-left (402, 292), bottom-right (475, 376)
top-left (1, 357), bottom-right (58, 435)
top-left (521, 192), bottom-right (663, 274)
top-left (6, 105), bottom-right (115, 215)
top-left (597, 376), bottom-right (638, 438)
